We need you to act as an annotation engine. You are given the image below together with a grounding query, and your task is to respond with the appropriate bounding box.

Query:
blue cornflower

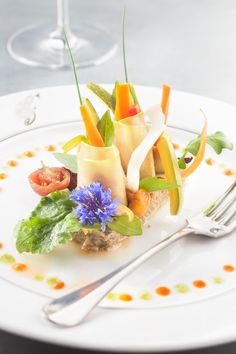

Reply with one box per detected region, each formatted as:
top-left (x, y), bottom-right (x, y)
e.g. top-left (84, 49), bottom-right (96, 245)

top-left (70, 182), bottom-right (120, 231)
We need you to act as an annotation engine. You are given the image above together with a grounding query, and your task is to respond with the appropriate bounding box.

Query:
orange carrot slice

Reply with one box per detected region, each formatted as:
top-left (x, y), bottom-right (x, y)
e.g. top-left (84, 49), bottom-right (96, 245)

top-left (115, 83), bottom-right (131, 120)
top-left (161, 84), bottom-right (171, 122)
top-left (181, 119), bottom-right (207, 178)
top-left (80, 105), bottom-right (105, 147)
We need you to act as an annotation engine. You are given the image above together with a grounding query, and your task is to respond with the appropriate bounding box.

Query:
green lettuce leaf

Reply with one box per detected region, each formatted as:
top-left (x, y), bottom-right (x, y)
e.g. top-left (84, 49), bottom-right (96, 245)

top-left (107, 215), bottom-right (143, 236)
top-left (186, 131), bottom-right (233, 156)
top-left (139, 177), bottom-right (178, 192)
top-left (15, 190), bottom-right (77, 254)
top-left (53, 152), bottom-right (77, 173)
top-left (97, 110), bottom-right (114, 147)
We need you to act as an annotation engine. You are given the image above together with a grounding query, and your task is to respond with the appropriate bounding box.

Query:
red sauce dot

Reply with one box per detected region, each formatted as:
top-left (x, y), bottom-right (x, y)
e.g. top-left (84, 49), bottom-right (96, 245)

top-left (172, 142), bottom-right (180, 150)
top-left (193, 280), bottom-right (206, 288)
top-left (223, 168), bottom-right (235, 176)
top-left (119, 293), bottom-right (133, 301)
top-left (205, 158), bottom-right (215, 166)
top-left (12, 263), bottom-right (28, 271)
top-left (0, 173), bottom-right (7, 180)
top-left (155, 286), bottom-right (171, 296)
top-left (53, 280), bottom-right (65, 290)
top-left (0, 242), bottom-right (3, 249)
top-left (45, 145), bottom-right (57, 152)
top-left (223, 265), bottom-right (235, 272)
top-left (24, 151), bottom-right (35, 158)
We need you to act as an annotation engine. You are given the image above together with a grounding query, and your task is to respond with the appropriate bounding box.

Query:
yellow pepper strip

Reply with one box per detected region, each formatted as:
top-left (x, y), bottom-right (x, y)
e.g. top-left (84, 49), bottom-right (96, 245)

top-left (161, 84), bottom-right (171, 122)
top-left (181, 119), bottom-right (207, 178)
top-left (62, 135), bottom-right (87, 153)
top-left (117, 204), bottom-right (134, 221)
top-left (115, 83), bottom-right (131, 120)
top-left (80, 105), bottom-right (105, 147)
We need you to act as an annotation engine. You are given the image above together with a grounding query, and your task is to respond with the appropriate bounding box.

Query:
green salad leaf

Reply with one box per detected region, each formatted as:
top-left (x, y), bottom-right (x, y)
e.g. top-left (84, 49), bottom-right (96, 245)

top-left (97, 110), bottom-right (114, 147)
top-left (15, 190), bottom-right (77, 254)
top-left (107, 215), bottom-right (143, 236)
top-left (53, 152), bottom-right (77, 173)
top-left (139, 177), bottom-right (178, 192)
top-left (178, 131), bottom-right (233, 169)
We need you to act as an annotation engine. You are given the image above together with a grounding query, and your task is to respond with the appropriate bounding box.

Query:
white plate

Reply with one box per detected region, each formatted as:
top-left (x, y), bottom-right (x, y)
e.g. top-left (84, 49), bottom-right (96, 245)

top-left (0, 85), bottom-right (235, 352)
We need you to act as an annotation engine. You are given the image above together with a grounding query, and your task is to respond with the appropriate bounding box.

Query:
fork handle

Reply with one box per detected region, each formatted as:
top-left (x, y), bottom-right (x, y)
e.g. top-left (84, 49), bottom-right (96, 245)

top-left (43, 226), bottom-right (191, 327)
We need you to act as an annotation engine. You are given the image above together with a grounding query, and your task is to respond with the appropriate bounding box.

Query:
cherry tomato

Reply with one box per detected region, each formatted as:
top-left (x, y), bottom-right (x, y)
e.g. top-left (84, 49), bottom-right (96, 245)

top-left (128, 104), bottom-right (141, 116)
top-left (28, 167), bottom-right (71, 196)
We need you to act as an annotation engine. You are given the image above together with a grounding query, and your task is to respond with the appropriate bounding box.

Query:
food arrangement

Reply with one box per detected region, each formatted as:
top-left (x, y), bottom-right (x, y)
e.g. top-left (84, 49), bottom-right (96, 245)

top-left (15, 30), bottom-right (233, 254)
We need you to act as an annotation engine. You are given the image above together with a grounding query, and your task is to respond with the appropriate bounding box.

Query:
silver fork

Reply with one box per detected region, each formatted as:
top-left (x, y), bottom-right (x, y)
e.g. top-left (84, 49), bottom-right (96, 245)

top-left (43, 181), bottom-right (236, 327)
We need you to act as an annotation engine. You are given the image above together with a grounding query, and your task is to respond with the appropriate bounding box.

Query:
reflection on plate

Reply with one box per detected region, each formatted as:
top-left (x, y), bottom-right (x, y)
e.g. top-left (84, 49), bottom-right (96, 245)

top-left (0, 121), bottom-right (235, 309)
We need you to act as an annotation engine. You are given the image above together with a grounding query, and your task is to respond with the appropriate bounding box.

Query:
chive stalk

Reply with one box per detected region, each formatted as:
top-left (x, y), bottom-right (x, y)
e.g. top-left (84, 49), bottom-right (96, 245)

top-left (63, 29), bottom-right (82, 106)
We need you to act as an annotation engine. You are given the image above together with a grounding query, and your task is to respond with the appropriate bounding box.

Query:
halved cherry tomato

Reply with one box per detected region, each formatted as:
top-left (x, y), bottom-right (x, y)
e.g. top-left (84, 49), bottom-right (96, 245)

top-left (28, 167), bottom-right (71, 196)
top-left (128, 104), bottom-right (141, 116)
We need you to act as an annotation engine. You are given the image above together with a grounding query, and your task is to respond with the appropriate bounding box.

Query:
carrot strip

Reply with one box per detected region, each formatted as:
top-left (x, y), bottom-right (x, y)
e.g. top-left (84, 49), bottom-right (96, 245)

top-left (80, 105), bottom-right (105, 147)
top-left (181, 119), bottom-right (207, 178)
top-left (161, 84), bottom-right (171, 122)
top-left (115, 83), bottom-right (131, 120)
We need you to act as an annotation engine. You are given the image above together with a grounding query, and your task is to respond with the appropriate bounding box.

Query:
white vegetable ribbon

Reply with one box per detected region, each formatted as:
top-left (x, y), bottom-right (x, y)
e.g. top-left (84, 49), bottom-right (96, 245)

top-left (126, 105), bottom-right (166, 192)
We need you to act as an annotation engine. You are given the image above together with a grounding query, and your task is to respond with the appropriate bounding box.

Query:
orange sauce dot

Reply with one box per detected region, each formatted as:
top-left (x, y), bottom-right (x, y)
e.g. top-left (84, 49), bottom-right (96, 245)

top-left (12, 263), bottom-right (28, 271)
top-left (223, 264), bottom-right (235, 272)
top-left (8, 160), bottom-right (18, 167)
top-left (0, 242), bottom-right (3, 249)
top-left (205, 158), bottom-right (215, 166)
top-left (24, 151), bottom-right (35, 158)
top-left (45, 145), bottom-right (57, 152)
top-left (52, 280), bottom-right (65, 290)
top-left (119, 293), bottom-right (133, 301)
top-left (172, 142), bottom-right (180, 150)
top-left (155, 286), bottom-right (171, 296)
top-left (0, 173), bottom-right (7, 180)
top-left (223, 168), bottom-right (235, 176)
top-left (193, 280), bottom-right (206, 288)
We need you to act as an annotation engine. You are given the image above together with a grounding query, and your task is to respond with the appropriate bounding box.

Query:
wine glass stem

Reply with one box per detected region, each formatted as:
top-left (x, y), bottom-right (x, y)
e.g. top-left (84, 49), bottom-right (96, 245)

top-left (57, 0), bottom-right (70, 30)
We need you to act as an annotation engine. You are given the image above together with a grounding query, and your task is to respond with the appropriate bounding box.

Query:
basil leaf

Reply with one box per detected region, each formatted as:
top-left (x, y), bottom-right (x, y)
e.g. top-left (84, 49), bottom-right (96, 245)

top-left (97, 110), bottom-right (114, 147)
top-left (107, 215), bottom-right (143, 236)
top-left (15, 191), bottom-right (77, 254)
top-left (53, 152), bottom-right (77, 173)
top-left (139, 177), bottom-right (178, 192)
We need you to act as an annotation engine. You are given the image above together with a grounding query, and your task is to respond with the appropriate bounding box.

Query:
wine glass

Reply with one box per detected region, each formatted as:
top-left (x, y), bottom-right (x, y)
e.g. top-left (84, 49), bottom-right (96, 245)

top-left (7, 0), bottom-right (117, 69)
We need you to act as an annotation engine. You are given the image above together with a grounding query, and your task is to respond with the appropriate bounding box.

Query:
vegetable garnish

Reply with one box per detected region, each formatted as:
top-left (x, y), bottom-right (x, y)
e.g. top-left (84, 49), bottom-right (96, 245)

top-left (115, 83), bottom-right (132, 120)
top-left (126, 105), bottom-right (166, 192)
top-left (15, 190), bottom-right (77, 254)
top-left (62, 135), bottom-right (87, 153)
top-left (28, 164), bottom-right (71, 196)
top-left (161, 84), bottom-right (171, 122)
top-left (97, 110), bottom-right (115, 146)
top-left (63, 30), bottom-right (82, 106)
top-left (139, 177), bottom-right (178, 192)
top-left (122, 8), bottom-right (128, 83)
top-left (181, 117), bottom-right (207, 178)
top-left (70, 182), bottom-right (120, 232)
top-left (64, 30), bottom-right (105, 147)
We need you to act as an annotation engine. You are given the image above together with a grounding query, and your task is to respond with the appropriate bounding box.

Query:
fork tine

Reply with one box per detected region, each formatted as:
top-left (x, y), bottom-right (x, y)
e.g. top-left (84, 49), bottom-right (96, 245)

top-left (205, 181), bottom-right (236, 217)
top-left (219, 206), bottom-right (236, 226)
top-left (212, 194), bottom-right (236, 221)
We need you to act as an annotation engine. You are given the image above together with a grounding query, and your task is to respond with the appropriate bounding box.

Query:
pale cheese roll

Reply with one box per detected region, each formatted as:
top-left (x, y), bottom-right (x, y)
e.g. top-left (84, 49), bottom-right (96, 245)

top-left (114, 112), bottom-right (155, 179)
top-left (77, 142), bottom-right (127, 205)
